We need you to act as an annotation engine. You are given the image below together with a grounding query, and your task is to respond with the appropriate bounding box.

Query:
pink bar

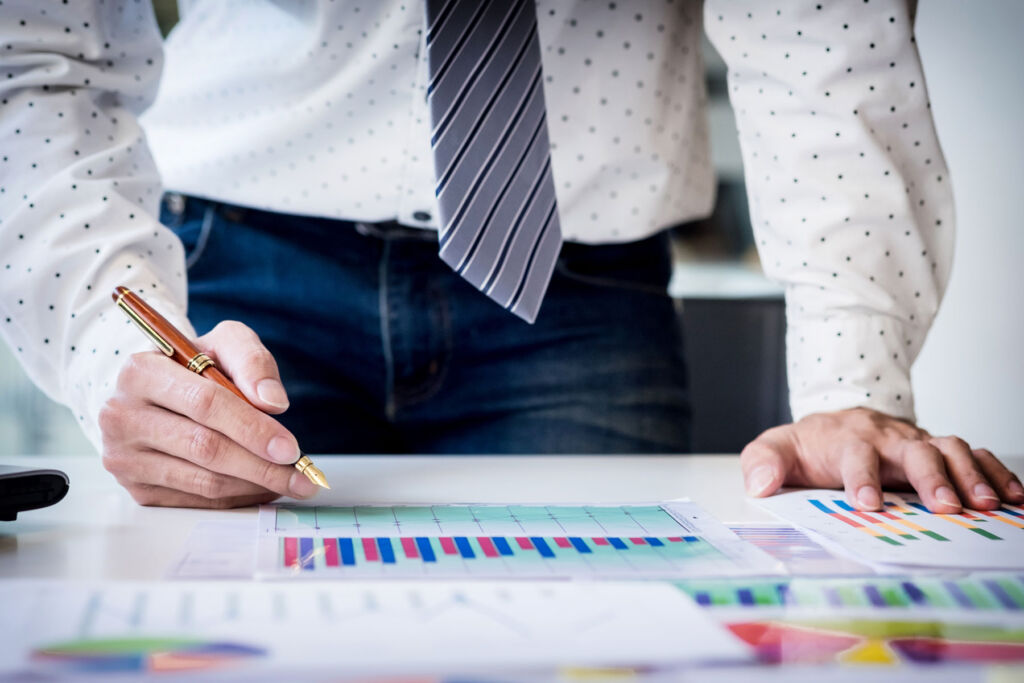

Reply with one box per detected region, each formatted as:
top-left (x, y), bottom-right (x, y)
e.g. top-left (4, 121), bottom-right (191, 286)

top-left (440, 537), bottom-right (458, 555)
top-left (516, 537), bottom-right (534, 550)
top-left (362, 537), bottom-right (380, 562)
top-left (667, 537), bottom-right (684, 542)
top-left (592, 537), bottom-right (610, 546)
top-left (477, 537), bottom-right (500, 558)
top-left (960, 511), bottom-right (980, 520)
top-left (283, 537), bottom-right (298, 568)
top-left (323, 538), bottom-right (339, 567)
top-left (630, 537), bottom-right (647, 545)
top-left (554, 537), bottom-right (572, 548)
top-left (401, 537), bottom-right (420, 559)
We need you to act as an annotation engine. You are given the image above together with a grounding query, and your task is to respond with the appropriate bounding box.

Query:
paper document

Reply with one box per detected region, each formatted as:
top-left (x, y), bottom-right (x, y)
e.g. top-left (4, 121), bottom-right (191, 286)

top-left (255, 501), bottom-right (782, 579)
top-left (728, 525), bottom-right (873, 576)
top-left (0, 580), bottom-right (751, 677)
top-left (756, 489), bottom-right (1024, 569)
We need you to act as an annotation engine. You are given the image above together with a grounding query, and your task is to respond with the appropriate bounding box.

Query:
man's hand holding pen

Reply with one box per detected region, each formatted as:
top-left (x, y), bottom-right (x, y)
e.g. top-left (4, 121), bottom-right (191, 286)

top-left (99, 310), bottom-right (321, 508)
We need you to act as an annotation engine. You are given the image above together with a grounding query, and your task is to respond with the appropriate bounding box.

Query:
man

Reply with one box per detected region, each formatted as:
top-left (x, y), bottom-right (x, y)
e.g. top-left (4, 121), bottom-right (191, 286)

top-left (1, 0), bottom-right (1020, 511)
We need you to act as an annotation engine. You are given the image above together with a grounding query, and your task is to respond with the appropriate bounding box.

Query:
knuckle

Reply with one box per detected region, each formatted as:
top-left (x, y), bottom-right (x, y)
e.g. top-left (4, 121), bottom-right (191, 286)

top-left (101, 450), bottom-right (128, 476)
top-left (187, 426), bottom-right (224, 467)
top-left (974, 448), bottom-right (996, 460)
top-left (183, 382), bottom-right (218, 421)
top-left (191, 469), bottom-right (226, 499)
top-left (97, 401), bottom-right (125, 437)
top-left (253, 458), bottom-right (283, 492)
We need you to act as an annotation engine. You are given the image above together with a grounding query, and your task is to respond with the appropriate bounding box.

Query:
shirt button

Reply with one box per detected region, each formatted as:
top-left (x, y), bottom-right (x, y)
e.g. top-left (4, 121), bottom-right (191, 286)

top-left (412, 210), bottom-right (432, 222)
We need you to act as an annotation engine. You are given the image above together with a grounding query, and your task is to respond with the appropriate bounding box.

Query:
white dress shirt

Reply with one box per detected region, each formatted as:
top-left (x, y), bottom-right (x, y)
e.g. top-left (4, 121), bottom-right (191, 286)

top-left (0, 0), bottom-right (953, 452)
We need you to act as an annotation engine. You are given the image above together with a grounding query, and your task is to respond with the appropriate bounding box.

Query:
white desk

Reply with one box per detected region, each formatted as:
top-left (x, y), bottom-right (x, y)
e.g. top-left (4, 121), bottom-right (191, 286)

top-left (2, 454), bottom-right (1022, 582)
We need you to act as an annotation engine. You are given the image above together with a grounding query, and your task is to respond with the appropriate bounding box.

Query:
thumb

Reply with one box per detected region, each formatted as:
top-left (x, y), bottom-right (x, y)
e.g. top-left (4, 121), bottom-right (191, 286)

top-left (198, 321), bottom-right (290, 414)
top-left (740, 428), bottom-right (795, 498)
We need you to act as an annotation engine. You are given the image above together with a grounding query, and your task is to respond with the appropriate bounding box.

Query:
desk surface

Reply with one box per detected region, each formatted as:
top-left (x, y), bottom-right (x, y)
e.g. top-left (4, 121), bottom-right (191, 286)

top-left (2, 454), bottom-right (1022, 581)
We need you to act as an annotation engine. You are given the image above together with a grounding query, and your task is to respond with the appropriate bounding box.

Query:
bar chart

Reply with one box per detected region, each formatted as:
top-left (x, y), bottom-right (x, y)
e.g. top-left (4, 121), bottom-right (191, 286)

top-left (677, 575), bottom-right (1024, 612)
top-left (257, 502), bottom-right (781, 579)
top-left (758, 490), bottom-right (1024, 569)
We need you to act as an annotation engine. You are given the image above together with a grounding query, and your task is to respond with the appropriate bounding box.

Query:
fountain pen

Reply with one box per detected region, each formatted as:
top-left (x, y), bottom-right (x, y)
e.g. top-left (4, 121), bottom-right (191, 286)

top-left (111, 285), bottom-right (330, 490)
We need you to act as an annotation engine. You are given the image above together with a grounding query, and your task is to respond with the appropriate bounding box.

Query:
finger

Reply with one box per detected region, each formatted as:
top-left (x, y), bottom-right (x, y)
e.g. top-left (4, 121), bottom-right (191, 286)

top-left (901, 441), bottom-right (961, 513)
top-left (122, 406), bottom-right (317, 499)
top-left (929, 436), bottom-right (1000, 510)
top-left (200, 321), bottom-right (289, 414)
top-left (839, 442), bottom-right (883, 511)
top-left (972, 448), bottom-right (1024, 504)
top-left (124, 482), bottom-right (279, 509)
top-left (113, 447), bottom-right (276, 500)
top-left (740, 428), bottom-right (795, 497)
top-left (119, 353), bottom-right (301, 466)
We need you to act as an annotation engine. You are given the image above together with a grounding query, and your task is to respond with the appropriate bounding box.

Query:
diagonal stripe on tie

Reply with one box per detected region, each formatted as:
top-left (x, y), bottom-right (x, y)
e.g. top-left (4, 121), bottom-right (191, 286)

top-left (425, 0), bottom-right (562, 323)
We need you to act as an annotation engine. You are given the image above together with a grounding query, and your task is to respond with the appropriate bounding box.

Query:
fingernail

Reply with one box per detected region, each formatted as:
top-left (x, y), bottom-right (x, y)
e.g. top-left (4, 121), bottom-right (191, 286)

top-left (1009, 481), bottom-right (1024, 498)
top-left (267, 435), bottom-right (300, 464)
top-left (257, 379), bottom-right (289, 409)
top-left (746, 466), bottom-right (776, 497)
top-left (936, 486), bottom-right (960, 507)
top-left (289, 471), bottom-right (318, 499)
top-left (856, 486), bottom-right (881, 509)
top-left (973, 483), bottom-right (999, 502)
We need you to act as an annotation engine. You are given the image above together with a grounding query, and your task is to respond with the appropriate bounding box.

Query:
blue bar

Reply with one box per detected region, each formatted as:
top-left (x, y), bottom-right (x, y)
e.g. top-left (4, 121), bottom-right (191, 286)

top-left (824, 588), bottom-right (843, 607)
top-left (777, 584), bottom-right (794, 606)
top-left (884, 501), bottom-right (897, 507)
top-left (569, 537), bottom-right (592, 553)
top-left (644, 537), bottom-right (664, 547)
top-left (983, 580), bottom-right (1021, 610)
top-left (454, 537), bottom-right (475, 559)
top-left (832, 499), bottom-right (856, 512)
top-left (415, 537), bottom-right (436, 563)
top-left (377, 538), bottom-right (395, 564)
top-left (530, 537), bottom-right (555, 558)
top-left (1001, 506), bottom-right (1024, 518)
top-left (944, 581), bottom-right (975, 609)
top-left (607, 537), bottom-right (628, 550)
top-left (338, 538), bottom-right (356, 566)
top-left (864, 585), bottom-right (887, 607)
top-left (737, 588), bottom-right (755, 606)
top-left (907, 502), bottom-right (931, 514)
top-left (694, 592), bottom-right (711, 606)
top-left (901, 581), bottom-right (928, 605)
top-left (808, 499), bottom-right (834, 514)
top-left (492, 536), bottom-right (514, 556)
top-left (299, 537), bottom-right (315, 570)
top-left (683, 536), bottom-right (699, 543)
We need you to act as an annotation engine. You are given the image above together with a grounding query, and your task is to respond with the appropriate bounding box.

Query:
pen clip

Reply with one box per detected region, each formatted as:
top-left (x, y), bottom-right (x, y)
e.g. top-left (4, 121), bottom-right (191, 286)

top-left (116, 296), bottom-right (174, 357)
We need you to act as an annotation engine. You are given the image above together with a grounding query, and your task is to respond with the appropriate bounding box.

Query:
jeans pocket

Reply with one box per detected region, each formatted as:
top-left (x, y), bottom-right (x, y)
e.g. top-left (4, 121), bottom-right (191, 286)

top-left (160, 194), bottom-right (216, 269)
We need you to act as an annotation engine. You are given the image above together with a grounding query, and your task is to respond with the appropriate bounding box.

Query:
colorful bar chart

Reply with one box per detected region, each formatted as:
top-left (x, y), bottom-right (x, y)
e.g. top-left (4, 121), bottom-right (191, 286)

top-left (279, 534), bottom-right (716, 576)
top-left (257, 502), bottom-right (782, 579)
top-left (757, 490), bottom-right (1024, 569)
top-left (677, 575), bottom-right (1024, 612)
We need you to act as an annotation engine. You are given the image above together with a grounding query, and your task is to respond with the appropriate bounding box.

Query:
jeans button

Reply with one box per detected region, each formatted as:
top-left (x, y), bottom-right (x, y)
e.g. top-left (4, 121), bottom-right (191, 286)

top-left (165, 193), bottom-right (186, 216)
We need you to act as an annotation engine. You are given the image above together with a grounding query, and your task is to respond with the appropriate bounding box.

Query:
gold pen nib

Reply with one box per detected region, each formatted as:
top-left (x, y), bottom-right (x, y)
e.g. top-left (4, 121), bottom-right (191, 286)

top-left (293, 454), bottom-right (331, 490)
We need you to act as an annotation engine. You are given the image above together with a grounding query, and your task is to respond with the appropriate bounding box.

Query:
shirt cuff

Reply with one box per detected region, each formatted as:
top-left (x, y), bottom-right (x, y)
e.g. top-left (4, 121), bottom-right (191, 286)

top-left (786, 308), bottom-right (918, 424)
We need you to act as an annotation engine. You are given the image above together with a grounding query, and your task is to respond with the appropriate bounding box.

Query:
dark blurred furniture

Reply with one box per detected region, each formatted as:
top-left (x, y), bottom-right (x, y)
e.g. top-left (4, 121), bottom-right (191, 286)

top-left (680, 297), bottom-right (791, 453)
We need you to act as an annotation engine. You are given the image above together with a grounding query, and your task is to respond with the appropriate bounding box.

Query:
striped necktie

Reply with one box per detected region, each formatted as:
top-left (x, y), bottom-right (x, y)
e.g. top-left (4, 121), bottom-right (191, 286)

top-left (425, 0), bottom-right (563, 324)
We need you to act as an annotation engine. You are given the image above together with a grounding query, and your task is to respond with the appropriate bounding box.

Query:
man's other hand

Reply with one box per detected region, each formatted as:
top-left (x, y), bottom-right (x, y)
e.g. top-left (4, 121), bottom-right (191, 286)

top-left (99, 321), bottom-right (317, 508)
top-left (741, 407), bottom-right (1024, 513)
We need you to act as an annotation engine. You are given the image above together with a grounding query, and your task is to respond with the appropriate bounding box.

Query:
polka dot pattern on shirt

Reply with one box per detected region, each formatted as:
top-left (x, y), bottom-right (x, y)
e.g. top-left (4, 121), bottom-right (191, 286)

top-left (705, 0), bottom-right (954, 421)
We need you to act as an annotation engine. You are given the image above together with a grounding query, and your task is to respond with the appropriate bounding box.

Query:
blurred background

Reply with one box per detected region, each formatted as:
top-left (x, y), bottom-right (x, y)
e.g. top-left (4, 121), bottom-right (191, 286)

top-left (2, 1), bottom-right (1021, 456)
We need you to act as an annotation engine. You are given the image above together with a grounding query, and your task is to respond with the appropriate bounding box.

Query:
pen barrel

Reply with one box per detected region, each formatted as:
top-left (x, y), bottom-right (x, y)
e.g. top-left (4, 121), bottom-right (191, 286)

top-left (111, 286), bottom-right (253, 407)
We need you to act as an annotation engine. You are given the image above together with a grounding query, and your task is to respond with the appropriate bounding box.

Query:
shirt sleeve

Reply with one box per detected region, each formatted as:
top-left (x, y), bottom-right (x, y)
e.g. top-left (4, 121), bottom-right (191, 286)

top-left (703, 0), bottom-right (954, 423)
top-left (0, 1), bottom-right (196, 453)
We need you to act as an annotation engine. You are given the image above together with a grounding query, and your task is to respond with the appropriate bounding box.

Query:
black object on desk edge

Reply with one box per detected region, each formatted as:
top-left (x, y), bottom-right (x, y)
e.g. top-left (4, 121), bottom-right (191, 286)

top-left (0, 465), bottom-right (70, 521)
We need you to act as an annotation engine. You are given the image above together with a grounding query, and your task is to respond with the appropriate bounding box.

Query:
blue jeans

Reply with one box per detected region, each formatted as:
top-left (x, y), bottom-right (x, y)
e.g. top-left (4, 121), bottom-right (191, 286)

top-left (160, 195), bottom-right (691, 454)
